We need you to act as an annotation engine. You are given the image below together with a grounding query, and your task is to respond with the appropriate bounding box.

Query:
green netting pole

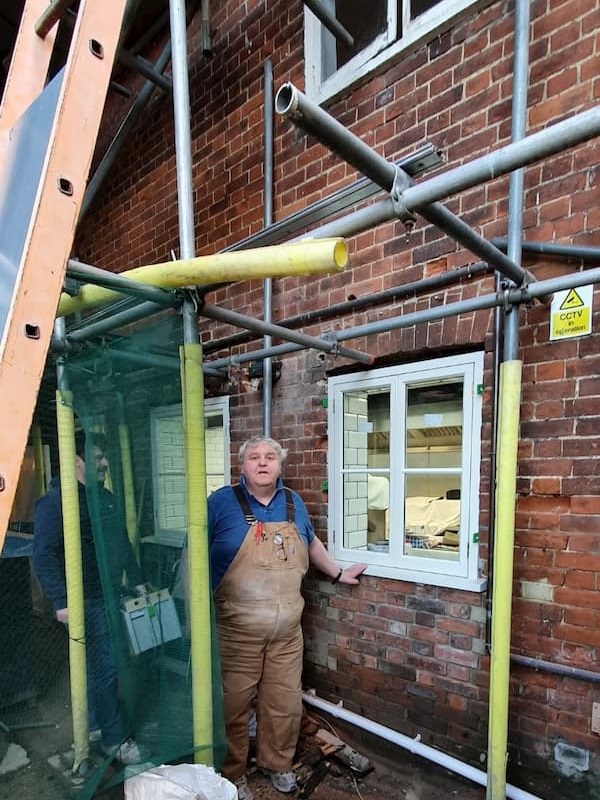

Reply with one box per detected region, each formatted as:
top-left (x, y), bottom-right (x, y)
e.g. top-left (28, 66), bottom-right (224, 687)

top-left (117, 393), bottom-right (139, 559)
top-left (55, 388), bottom-right (90, 775)
top-left (180, 341), bottom-right (213, 765)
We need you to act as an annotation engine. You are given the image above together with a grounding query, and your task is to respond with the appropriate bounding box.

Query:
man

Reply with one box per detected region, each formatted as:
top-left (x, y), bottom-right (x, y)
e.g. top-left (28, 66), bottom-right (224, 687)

top-left (208, 436), bottom-right (366, 800)
top-left (33, 430), bottom-right (148, 765)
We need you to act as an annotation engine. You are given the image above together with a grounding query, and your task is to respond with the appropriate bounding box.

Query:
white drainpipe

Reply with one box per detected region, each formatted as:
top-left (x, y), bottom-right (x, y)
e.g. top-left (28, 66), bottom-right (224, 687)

top-left (302, 691), bottom-right (545, 800)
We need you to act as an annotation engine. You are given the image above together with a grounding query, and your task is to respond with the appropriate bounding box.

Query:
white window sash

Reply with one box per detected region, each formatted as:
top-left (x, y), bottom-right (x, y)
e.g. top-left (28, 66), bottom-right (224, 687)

top-left (328, 353), bottom-right (484, 590)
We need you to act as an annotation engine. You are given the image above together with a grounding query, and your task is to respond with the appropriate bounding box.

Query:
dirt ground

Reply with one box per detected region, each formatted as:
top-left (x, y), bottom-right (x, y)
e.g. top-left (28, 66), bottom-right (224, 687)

top-left (0, 684), bottom-right (587, 800)
top-left (0, 629), bottom-right (486, 800)
top-left (243, 715), bottom-right (488, 800)
top-left (0, 612), bottom-right (480, 800)
top-left (2, 679), bottom-right (590, 800)
top-left (0, 615), bottom-right (586, 800)
top-left (0, 688), bottom-right (488, 800)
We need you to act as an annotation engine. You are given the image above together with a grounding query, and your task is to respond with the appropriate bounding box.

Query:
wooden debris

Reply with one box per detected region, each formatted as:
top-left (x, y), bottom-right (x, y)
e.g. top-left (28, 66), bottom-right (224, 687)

top-left (298, 759), bottom-right (330, 798)
top-left (320, 742), bottom-right (342, 758)
top-left (315, 729), bottom-right (345, 748)
top-left (294, 717), bottom-right (375, 798)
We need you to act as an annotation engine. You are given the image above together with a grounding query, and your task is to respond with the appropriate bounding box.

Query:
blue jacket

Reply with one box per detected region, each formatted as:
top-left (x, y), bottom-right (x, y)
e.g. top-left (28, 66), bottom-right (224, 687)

top-left (33, 477), bottom-right (143, 611)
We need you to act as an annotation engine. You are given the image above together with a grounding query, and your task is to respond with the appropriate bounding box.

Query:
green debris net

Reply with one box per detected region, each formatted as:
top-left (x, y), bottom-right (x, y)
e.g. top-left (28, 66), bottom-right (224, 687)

top-left (17, 312), bottom-right (226, 798)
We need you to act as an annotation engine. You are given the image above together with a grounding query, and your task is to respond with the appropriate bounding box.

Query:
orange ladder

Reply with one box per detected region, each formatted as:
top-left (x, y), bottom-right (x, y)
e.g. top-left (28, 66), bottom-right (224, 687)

top-left (0, 0), bottom-right (128, 548)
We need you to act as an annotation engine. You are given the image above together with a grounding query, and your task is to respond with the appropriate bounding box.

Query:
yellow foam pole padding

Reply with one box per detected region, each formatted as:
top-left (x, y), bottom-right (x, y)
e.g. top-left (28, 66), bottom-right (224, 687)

top-left (486, 360), bottom-right (522, 800)
top-left (118, 422), bottom-right (139, 558)
top-left (56, 238), bottom-right (348, 317)
top-left (180, 342), bottom-right (213, 765)
top-left (55, 390), bottom-right (90, 773)
top-left (32, 423), bottom-right (46, 497)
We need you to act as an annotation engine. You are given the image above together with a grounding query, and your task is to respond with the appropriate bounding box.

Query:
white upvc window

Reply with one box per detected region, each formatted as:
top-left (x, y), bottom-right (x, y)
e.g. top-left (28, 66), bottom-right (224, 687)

top-left (150, 396), bottom-right (230, 546)
top-left (305, 0), bottom-right (489, 103)
top-left (328, 352), bottom-right (485, 591)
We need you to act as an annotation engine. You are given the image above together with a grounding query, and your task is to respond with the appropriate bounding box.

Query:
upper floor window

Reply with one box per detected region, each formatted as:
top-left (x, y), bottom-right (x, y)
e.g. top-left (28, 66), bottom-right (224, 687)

top-left (327, 352), bottom-right (485, 591)
top-left (304, 0), bottom-right (487, 103)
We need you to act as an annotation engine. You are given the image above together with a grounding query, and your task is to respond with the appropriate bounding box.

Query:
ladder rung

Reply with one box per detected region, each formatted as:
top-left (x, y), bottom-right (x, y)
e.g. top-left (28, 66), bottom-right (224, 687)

top-left (35, 0), bottom-right (74, 39)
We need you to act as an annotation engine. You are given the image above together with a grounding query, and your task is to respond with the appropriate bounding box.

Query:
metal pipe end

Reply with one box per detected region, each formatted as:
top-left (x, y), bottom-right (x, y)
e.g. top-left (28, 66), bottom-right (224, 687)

top-left (201, 20), bottom-right (212, 57)
top-left (275, 83), bottom-right (299, 118)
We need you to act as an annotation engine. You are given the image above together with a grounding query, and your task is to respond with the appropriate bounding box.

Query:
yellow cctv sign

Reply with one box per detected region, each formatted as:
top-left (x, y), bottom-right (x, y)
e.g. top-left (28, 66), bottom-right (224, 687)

top-left (550, 285), bottom-right (593, 340)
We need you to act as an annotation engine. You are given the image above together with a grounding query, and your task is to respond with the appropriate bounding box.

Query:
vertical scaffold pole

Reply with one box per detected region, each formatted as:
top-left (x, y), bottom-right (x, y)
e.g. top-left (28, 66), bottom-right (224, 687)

top-left (487, 360), bottom-right (522, 800)
top-left (168, 0), bottom-right (214, 765)
top-left (55, 376), bottom-right (90, 775)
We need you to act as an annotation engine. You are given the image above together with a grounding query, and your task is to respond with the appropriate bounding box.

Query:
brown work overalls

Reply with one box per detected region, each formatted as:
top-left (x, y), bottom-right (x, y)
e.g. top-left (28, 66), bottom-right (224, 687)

top-left (214, 486), bottom-right (309, 781)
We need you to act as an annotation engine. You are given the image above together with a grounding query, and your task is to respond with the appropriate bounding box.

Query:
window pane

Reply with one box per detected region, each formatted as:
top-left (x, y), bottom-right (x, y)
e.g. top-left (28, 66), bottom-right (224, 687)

top-left (343, 473), bottom-right (369, 550)
top-left (404, 380), bottom-right (462, 560)
top-left (205, 410), bottom-right (225, 494)
top-left (154, 413), bottom-right (187, 533)
top-left (151, 400), bottom-right (229, 542)
top-left (157, 473), bottom-right (187, 531)
top-left (406, 380), bottom-right (463, 465)
top-left (342, 387), bottom-right (390, 551)
top-left (404, 486), bottom-right (460, 560)
top-left (322, 0), bottom-right (389, 77)
top-left (410, 0), bottom-right (440, 20)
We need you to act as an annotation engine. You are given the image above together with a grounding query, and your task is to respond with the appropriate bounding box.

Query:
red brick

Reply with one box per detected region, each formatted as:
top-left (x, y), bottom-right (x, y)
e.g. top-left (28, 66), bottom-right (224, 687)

top-left (570, 496), bottom-right (600, 514)
top-left (558, 621), bottom-right (600, 647)
top-left (554, 587), bottom-right (598, 609)
top-left (531, 477), bottom-right (561, 495)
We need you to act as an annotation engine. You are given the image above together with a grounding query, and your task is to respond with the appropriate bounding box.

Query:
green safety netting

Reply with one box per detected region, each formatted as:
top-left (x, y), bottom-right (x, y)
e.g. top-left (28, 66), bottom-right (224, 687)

top-left (3, 311), bottom-right (225, 798)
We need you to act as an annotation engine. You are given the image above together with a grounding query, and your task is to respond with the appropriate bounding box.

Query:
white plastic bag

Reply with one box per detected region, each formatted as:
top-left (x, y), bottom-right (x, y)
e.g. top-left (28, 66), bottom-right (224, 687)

top-left (124, 763), bottom-right (237, 800)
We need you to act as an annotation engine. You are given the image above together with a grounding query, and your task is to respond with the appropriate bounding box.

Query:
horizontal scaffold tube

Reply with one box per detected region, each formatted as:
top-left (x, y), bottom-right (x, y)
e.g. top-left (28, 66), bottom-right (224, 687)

top-left (201, 302), bottom-right (373, 365)
top-left (276, 83), bottom-right (531, 287)
top-left (57, 238), bottom-right (348, 317)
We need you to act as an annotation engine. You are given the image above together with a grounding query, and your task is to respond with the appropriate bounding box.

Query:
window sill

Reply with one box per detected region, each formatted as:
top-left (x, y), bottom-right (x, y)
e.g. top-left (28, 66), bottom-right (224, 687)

top-left (334, 562), bottom-right (487, 593)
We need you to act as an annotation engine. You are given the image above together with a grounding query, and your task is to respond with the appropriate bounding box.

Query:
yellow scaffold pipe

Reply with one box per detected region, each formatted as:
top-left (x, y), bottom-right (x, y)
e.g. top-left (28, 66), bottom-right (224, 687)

top-left (486, 360), bottom-right (523, 800)
top-left (117, 394), bottom-right (139, 557)
top-left (57, 238), bottom-right (349, 317)
top-left (180, 342), bottom-right (214, 765)
top-left (56, 389), bottom-right (90, 774)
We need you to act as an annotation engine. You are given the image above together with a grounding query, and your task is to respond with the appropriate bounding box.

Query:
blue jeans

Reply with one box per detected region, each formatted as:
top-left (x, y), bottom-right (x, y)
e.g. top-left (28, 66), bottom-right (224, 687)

top-left (84, 598), bottom-right (124, 748)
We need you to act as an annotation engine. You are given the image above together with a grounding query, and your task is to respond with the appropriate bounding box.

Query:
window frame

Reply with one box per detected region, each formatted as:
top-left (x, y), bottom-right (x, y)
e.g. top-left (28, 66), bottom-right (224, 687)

top-left (327, 352), bottom-right (485, 592)
top-left (304, 0), bottom-right (490, 104)
top-left (149, 396), bottom-right (230, 545)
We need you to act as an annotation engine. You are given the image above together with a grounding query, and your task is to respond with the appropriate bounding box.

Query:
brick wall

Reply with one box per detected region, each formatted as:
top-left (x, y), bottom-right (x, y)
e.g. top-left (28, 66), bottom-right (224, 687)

top-left (74, 0), bottom-right (600, 791)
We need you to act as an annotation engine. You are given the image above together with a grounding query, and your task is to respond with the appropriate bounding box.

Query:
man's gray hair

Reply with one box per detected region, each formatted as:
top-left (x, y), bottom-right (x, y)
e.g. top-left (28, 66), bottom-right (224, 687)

top-left (238, 436), bottom-right (288, 463)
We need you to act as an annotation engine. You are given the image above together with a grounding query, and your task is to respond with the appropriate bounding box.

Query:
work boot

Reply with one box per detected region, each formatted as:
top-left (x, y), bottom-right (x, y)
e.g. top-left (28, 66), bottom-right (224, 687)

top-left (261, 768), bottom-right (297, 793)
top-left (234, 775), bottom-right (254, 800)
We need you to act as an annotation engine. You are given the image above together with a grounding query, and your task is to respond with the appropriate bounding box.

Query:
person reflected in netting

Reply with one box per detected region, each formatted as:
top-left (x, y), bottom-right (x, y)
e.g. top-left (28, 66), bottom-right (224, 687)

top-left (207, 435), bottom-right (366, 800)
top-left (32, 429), bottom-right (149, 765)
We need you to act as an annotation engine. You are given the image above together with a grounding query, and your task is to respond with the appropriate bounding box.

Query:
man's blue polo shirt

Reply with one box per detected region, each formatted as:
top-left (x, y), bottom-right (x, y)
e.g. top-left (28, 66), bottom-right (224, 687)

top-left (208, 475), bottom-right (314, 590)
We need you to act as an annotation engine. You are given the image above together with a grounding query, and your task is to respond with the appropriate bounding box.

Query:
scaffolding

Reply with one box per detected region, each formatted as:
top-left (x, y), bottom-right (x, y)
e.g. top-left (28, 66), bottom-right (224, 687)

top-left (0, 0), bottom-right (598, 798)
